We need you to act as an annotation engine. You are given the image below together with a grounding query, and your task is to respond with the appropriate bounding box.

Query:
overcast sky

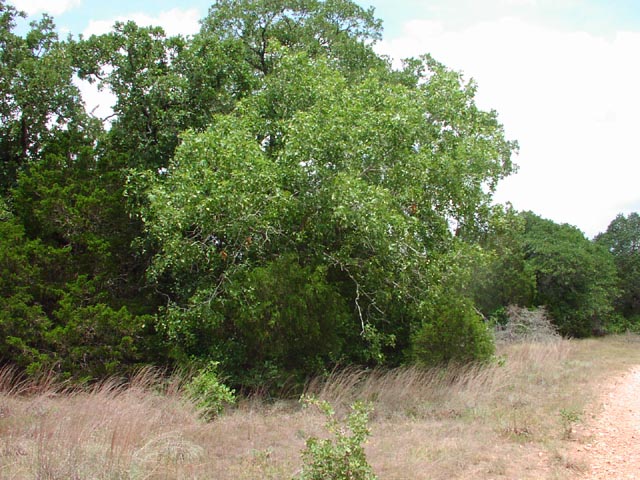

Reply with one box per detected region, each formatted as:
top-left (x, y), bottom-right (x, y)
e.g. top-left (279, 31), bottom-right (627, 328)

top-left (10, 0), bottom-right (640, 237)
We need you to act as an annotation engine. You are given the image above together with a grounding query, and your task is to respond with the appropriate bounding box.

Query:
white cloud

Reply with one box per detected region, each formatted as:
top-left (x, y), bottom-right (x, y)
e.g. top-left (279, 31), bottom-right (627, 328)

top-left (376, 17), bottom-right (640, 237)
top-left (11, 0), bottom-right (81, 16)
top-left (83, 8), bottom-right (201, 38)
top-left (503, 0), bottom-right (537, 6)
top-left (75, 76), bottom-right (117, 126)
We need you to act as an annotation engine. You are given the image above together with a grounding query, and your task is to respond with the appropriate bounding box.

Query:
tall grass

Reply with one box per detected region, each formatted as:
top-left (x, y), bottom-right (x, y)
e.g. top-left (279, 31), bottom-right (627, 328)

top-left (1, 335), bottom-right (639, 479)
top-left (0, 367), bottom-right (200, 479)
top-left (306, 339), bottom-right (572, 418)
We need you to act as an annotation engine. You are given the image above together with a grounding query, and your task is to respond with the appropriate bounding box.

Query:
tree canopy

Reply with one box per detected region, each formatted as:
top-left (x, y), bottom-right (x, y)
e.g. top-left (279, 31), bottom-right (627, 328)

top-left (137, 46), bottom-right (514, 379)
top-left (519, 212), bottom-right (618, 336)
top-left (596, 213), bottom-right (640, 321)
top-left (0, 0), bottom-right (631, 387)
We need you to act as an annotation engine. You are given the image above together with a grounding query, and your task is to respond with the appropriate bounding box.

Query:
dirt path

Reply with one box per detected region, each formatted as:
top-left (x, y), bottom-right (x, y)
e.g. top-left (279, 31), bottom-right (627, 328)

top-left (573, 366), bottom-right (640, 479)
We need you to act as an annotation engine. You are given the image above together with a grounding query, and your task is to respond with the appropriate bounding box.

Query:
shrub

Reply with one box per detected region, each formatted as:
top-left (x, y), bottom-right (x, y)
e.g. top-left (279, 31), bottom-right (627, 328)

top-left (559, 407), bottom-right (582, 439)
top-left (185, 362), bottom-right (235, 420)
top-left (411, 296), bottom-right (494, 366)
top-left (224, 254), bottom-right (351, 374)
top-left (603, 314), bottom-right (640, 334)
top-left (494, 305), bottom-right (560, 344)
top-left (47, 279), bottom-right (151, 379)
top-left (297, 397), bottom-right (377, 480)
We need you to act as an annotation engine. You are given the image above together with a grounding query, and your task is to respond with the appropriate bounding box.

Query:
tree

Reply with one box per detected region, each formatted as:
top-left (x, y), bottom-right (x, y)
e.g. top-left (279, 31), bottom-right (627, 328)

top-left (139, 34), bottom-right (516, 381)
top-left (1, 0), bottom-right (519, 383)
top-left (595, 213), bottom-right (640, 321)
top-left (521, 212), bottom-right (618, 337)
top-left (0, 200), bottom-right (52, 371)
top-left (199, 0), bottom-right (384, 77)
top-left (472, 206), bottom-right (536, 317)
top-left (0, 4), bottom-right (161, 378)
top-left (73, 21), bottom-right (189, 170)
top-left (0, 1), bottom-right (86, 191)
top-left (71, 0), bottom-right (385, 173)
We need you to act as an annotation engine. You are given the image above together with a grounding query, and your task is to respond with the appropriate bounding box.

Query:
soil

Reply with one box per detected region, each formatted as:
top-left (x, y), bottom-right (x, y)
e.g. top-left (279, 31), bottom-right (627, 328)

top-left (573, 366), bottom-right (640, 479)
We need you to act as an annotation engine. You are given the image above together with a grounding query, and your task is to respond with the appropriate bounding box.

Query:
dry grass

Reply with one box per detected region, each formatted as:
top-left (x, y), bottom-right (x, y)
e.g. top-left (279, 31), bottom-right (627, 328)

top-left (2, 335), bottom-right (640, 479)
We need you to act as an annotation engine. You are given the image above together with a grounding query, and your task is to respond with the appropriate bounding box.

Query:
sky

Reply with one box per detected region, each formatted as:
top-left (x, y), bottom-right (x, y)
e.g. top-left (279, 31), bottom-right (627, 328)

top-left (8, 0), bottom-right (640, 237)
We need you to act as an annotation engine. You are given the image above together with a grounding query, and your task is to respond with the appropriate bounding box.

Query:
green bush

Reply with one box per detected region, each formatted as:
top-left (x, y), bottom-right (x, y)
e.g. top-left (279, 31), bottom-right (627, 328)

top-left (604, 314), bottom-right (640, 334)
top-left (218, 254), bottom-right (351, 384)
top-left (297, 397), bottom-right (377, 480)
top-left (185, 362), bottom-right (236, 420)
top-left (411, 295), bottom-right (494, 366)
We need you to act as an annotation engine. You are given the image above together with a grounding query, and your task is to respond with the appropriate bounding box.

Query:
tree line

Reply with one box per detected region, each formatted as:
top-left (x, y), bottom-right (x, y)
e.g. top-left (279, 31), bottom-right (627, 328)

top-left (1, 0), bottom-right (638, 388)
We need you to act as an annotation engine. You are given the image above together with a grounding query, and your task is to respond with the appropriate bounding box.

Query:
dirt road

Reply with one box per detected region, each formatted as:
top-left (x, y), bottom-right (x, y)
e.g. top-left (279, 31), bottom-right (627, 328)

top-left (574, 366), bottom-right (640, 479)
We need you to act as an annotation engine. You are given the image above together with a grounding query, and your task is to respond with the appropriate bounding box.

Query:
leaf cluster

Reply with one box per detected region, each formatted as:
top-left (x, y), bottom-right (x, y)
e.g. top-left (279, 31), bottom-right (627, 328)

top-left (298, 397), bottom-right (377, 480)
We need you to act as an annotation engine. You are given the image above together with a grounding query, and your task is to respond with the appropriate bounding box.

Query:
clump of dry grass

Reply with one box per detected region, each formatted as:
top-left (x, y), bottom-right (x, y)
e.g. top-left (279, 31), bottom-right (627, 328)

top-left (1, 335), bottom-right (639, 479)
top-left (0, 367), bottom-right (203, 479)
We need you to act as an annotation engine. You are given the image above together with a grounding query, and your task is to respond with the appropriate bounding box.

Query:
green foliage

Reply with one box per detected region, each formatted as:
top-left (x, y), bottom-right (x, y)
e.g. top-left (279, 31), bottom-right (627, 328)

top-left (73, 21), bottom-right (189, 170)
top-left (521, 212), bottom-right (618, 337)
top-left (0, 1), bottom-right (87, 191)
top-left (297, 397), bottom-right (377, 480)
top-left (559, 407), bottom-right (582, 439)
top-left (12, 147), bottom-right (140, 291)
top-left (3, 91), bottom-right (157, 379)
top-left (0, 207), bottom-right (151, 377)
top-left (185, 362), bottom-right (236, 420)
top-left (140, 45), bottom-right (515, 383)
top-left (0, 3), bottom-right (160, 380)
top-left (473, 206), bottom-right (536, 317)
top-left (45, 276), bottom-right (152, 379)
top-left (410, 293), bottom-right (495, 366)
top-left (222, 254), bottom-right (351, 379)
top-left (1, 0), bottom-right (520, 385)
top-left (595, 213), bottom-right (640, 321)
top-left (200, 0), bottom-right (384, 78)
top-left (470, 210), bottom-right (620, 338)
top-left (0, 204), bottom-right (54, 370)
top-left (603, 314), bottom-right (640, 334)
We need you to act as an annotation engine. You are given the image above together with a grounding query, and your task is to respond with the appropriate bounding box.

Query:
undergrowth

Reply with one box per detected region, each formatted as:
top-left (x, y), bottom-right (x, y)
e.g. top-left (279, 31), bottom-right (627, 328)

top-left (297, 396), bottom-right (377, 480)
top-left (1, 335), bottom-right (640, 479)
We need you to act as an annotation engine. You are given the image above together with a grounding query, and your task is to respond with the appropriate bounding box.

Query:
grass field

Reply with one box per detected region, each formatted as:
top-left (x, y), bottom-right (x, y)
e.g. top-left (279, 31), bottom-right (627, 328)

top-left (2, 334), bottom-right (640, 479)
